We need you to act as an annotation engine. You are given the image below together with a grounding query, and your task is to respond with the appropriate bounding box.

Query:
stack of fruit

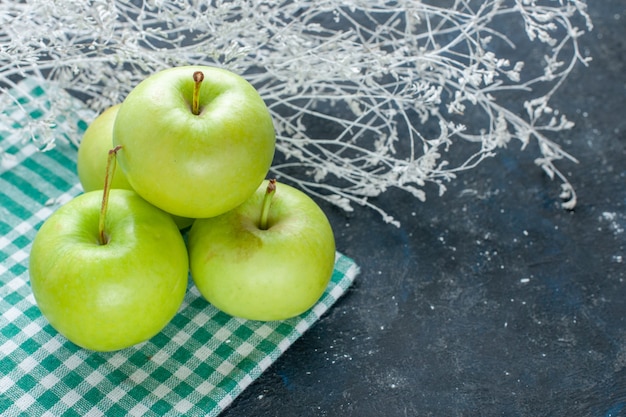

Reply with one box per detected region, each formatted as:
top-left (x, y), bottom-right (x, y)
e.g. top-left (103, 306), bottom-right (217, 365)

top-left (29, 66), bottom-right (336, 352)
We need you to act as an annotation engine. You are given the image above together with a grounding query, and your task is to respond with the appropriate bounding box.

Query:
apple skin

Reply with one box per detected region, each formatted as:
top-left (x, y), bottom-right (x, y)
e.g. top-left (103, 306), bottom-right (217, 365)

top-left (77, 104), bottom-right (132, 192)
top-left (77, 104), bottom-right (194, 230)
top-left (29, 189), bottom-right (189, 351)
top-left (112, 65), bottom-right (276, 219)
top-left (188, 180), bottom-right (336, 321)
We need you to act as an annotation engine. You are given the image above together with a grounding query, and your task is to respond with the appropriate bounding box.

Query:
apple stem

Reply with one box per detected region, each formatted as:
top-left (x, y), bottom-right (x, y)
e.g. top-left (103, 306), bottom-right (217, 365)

top-left (98, 145), bottom-right (122, 245)
top-left (192, 71), bottom-right (204, 115)
top-left (259, 179), bottom-right (277, 230)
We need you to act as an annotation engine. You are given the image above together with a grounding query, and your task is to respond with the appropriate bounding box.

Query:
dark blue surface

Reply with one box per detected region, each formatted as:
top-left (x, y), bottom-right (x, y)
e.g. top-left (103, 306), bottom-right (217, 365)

top-left (223, 2), bottom-right (626, 416)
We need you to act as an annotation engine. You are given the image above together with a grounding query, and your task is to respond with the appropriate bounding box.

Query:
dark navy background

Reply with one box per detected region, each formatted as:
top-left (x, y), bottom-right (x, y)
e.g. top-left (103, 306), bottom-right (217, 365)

top-left (223, 2), bottom-right (626, 416)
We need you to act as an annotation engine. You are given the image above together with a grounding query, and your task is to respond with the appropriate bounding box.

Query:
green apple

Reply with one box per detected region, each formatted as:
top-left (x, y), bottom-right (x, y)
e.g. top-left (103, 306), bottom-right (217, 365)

top-left (29, 189), bottom-right (189, 351)
top-left (188, 179), bottom-right (336, 321)
top-left (112, 65), bottom-right (276, 219)
top-left (77, 104), bottom-right (194, 230)
top-left (77, 104), bottom-right (132, 192)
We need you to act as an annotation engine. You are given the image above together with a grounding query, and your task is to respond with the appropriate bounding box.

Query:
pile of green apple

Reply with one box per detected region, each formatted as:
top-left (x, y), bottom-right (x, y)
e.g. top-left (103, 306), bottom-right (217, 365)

top-left (29, 66), bottom-right (336, 352)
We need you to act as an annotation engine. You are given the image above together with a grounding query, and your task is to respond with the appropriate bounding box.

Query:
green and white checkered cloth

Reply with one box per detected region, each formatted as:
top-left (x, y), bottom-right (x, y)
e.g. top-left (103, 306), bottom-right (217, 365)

top-left (0, 80), bottom-right (358, 416)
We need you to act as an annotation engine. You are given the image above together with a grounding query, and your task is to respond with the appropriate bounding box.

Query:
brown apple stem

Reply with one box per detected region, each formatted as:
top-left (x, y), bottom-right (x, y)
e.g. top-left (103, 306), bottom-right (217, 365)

top-left (98, 145), bottom-right (122, 245)
top-left (259, 179), bottom-right (277, 230)
top-left (192, 71), bottom-right (204, 115)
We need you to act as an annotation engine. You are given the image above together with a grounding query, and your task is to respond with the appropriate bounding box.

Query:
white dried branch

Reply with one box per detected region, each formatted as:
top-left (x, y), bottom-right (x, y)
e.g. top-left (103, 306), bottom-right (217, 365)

top-left (0, 0), bottom-right (592, 225)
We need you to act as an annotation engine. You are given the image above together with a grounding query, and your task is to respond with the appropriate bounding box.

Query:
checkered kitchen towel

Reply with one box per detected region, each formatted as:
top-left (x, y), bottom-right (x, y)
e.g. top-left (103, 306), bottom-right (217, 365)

top-left (0, 80), bottom-right (358, 416)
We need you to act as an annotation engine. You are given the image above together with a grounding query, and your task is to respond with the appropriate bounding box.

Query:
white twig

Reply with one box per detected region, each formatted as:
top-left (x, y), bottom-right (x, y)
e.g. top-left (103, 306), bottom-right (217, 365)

top-left (0, 0), bottom-right (592, 225)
